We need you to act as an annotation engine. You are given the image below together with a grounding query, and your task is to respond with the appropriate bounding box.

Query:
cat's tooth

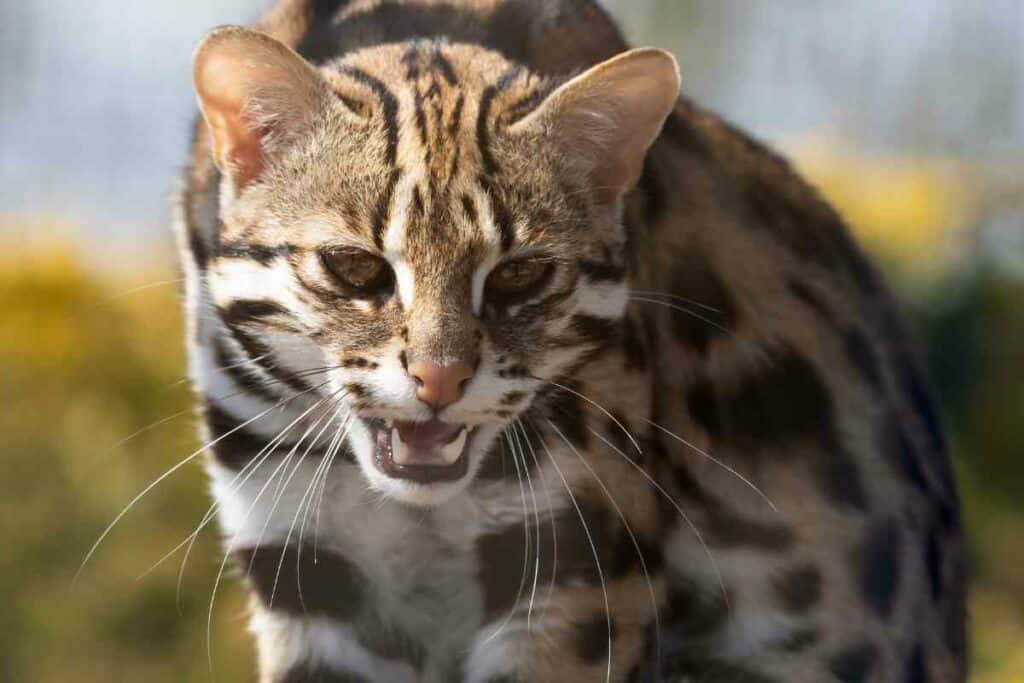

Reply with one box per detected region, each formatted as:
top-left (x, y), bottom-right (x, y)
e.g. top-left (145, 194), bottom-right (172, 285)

top-left (441, 430), bottom-right (467, 465)
top-left (391, 427), bottom-right (412, 465)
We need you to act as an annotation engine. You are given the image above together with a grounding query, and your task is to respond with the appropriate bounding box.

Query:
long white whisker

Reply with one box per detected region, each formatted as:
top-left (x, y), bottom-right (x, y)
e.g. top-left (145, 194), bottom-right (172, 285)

top-left (644, 419), bottom-right (777, 513)
top-left (538, 418), bottom-right (613, 683)
top-left (532, 377), bottom-right (642, 456)
top-left (514, 418), bottom-right (560, 623)
top-left (586, 424), bottom-right (730, 609)
top-left (74, 379), bottom-right (330, 584)
top-left (552, 420), bottom-right (662, 675)
top-left (510, 420), bottom-right (542, 633)
top-left (629, 296), bottom-right (733, 337)
top-left (480, 430), bottom-right (533, 646)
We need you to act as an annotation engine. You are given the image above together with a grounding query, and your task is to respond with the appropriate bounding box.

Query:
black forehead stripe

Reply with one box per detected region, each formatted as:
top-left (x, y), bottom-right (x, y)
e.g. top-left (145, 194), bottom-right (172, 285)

top-left (430, 45), bottom-right (458, 86)
top-left (218, 242), bottom-right (296, 265)
top-left (338, 66), bottom-right (399, 166)
top-left (475, 66), bottom-right (521, 176)
top-left (372, 167), bottom-right (403, 251)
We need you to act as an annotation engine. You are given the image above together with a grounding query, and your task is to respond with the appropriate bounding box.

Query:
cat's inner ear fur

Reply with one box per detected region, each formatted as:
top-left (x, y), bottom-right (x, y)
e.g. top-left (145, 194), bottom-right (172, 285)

top-left (510, 48), bottom-right (680, 202)
top-left (192, 26), bottom-right (326, 189)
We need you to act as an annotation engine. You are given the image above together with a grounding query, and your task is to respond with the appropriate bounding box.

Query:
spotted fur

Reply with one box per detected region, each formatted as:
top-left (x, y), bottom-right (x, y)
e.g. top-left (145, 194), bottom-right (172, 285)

top-left (176, 1), bottom-right (965, 681)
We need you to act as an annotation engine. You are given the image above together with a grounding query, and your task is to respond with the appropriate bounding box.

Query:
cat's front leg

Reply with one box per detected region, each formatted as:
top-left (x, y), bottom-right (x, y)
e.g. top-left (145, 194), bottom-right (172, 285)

top-left (463, 574), bottom-right (660, 683)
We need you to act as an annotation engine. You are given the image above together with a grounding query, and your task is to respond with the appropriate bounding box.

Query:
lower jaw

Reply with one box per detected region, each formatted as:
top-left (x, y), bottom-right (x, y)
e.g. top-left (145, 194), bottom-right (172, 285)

top-left (369, 420), bottom-right (473, 484)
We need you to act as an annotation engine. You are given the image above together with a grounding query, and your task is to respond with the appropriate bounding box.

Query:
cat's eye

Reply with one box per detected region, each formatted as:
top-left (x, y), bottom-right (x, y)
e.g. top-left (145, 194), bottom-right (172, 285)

top-left (486, 258), bottom-right (552, 300)
top-left (321, 249), bottom-right (393, 295)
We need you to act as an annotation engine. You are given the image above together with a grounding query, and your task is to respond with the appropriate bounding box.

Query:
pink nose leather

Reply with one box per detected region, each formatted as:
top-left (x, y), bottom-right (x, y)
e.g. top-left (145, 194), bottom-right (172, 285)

top-left (408, 360), bottom-right (474, 408)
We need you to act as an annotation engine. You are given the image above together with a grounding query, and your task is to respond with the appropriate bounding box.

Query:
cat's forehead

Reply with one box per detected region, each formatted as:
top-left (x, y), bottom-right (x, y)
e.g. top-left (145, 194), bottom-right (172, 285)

top-left (307, 42), bottom-right (574, 259)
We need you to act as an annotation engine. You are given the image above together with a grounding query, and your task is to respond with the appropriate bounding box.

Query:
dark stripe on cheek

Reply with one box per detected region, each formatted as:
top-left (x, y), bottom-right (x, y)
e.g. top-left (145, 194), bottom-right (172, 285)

top-left (218, 299), bottom-right (291, 327)
top-left (203, 402), bottom-right (277, 470)
top-left (339, 66), bottom-right (400, 166)
top-left (212, 336), bottom-right (283, 404)
top-left (218, 242), bottom-right (295, 264)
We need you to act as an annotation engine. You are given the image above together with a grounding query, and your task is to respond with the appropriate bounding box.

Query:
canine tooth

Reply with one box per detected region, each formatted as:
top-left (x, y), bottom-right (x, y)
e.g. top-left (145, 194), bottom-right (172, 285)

top-left (391, 427), bottom-right (412, 465)
top-left (441, 430), bottom-right (467, 465)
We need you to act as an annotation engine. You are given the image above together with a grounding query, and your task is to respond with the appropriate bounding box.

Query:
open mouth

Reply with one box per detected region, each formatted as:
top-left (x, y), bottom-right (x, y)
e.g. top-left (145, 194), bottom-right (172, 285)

top-left (370, 418), bottom-right (472, 483)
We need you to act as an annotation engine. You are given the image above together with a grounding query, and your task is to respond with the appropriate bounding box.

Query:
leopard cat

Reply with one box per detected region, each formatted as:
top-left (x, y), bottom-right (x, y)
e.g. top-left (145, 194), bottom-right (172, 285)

top-left (175, 0), bottom-right (965, 681)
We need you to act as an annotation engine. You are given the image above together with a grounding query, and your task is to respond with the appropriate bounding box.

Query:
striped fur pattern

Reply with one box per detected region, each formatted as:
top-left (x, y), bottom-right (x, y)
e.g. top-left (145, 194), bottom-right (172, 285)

top-left (175, 1), bottom-right (965, 681)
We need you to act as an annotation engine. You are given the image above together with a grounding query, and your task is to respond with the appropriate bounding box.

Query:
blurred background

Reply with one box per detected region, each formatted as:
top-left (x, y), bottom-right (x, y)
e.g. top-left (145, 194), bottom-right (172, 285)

top-left (2, 1), bottom-right (1022, 680)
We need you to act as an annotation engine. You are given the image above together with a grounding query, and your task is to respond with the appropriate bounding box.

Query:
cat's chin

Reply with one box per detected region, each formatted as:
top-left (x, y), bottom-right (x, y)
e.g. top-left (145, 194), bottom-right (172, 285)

top-left (348, 417), bottom-right (497, 506)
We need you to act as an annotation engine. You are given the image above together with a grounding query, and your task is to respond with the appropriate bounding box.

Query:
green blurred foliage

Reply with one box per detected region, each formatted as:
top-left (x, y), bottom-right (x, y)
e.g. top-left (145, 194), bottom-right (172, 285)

top-left (0, 227), bottom-right (1021, 680)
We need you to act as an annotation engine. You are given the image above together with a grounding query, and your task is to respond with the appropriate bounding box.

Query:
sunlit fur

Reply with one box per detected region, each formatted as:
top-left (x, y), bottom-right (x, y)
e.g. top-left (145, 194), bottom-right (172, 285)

top-left (174, 2), bottom-right (965, 682)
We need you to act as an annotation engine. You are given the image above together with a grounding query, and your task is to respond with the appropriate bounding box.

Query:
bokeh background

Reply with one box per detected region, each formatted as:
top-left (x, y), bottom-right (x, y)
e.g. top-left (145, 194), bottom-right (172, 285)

top-left (2, 1), bottom-right (1023, 681)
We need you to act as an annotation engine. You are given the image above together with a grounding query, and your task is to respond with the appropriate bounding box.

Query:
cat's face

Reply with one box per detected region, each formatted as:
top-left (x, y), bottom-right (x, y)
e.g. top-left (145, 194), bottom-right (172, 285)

top-left (193, 29), bottom-right (678, 505)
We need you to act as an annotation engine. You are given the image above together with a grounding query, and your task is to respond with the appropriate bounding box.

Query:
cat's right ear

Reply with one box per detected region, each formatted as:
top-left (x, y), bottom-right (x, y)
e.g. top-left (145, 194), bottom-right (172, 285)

top-left (192, 26), bottom-right (324, 190)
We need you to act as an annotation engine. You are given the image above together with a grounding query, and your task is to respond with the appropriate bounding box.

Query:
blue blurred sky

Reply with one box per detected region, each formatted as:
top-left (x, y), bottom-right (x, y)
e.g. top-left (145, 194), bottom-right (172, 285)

top-left (2, 1), bottom-right (1022, 252)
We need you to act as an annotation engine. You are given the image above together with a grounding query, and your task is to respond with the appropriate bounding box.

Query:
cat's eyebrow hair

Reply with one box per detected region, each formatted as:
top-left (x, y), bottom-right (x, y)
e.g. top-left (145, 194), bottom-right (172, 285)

top-left (338, 66), bottom-right (400, 167)
top-left (218, 242), bottom-right (298, 264)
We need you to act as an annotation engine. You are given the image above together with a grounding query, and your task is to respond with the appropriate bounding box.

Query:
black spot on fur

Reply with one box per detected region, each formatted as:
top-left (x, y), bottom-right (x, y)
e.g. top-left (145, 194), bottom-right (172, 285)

top-left (638, 157), bottom-right (668, 224)
top-left (578, 255), bottom-right (626, 283)
top-left (621, 313), bottom-right (649, 371)
top-left (545, 385), bottom-right (589, 449)
top-left (906, 643), bottom-right (928, 683)
top-left (662, 576), bottom-right (728, 638)
top-left (773, 563), bottom-right (823, 614)
top-left (925, 525), bottom-right (944, 602)
top-left (897, 353), bottom-right (946, 456)
top-left (829, 642), bottom-right (878, 683)
top-left (666, 252), bottom-right (737, 354)
top-left (663, 656), bottom-right (778, 683)
top-left (575, 615), bottom-right (615, 663)
top-left (879, 416), bottom-right (930, 495)
top-left (235, 544), bottom-right (365, 620)
top-left (844, 329), bottom-right (884, 390)
top-left (856, 519), bottom-right (903, 618)
top-left (277, 666), bottom-right (369, 683)
top-left (777, 628), bottom-right (820, 653)
top-left (501, 391), bottom-right (525, 405)
top-left (687, 348), bottom-right (867, 510)
top-left (787, 279), bottom-right (839, 329)
top-left (570, 314), bottom-right (620, 349)
top-left (659, 110), bottom-right (712, 160)
top-left (705, 513), bottom-right (796, 552)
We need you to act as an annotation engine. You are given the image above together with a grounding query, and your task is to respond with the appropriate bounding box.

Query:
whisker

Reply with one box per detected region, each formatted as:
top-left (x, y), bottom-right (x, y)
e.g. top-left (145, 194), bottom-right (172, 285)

top-left (585, 424), bottom-right (730, 610)
top-left (629, 296), bottom-right (733, 337)
top-left (529, 375), bottom-right (642, 456)
top-left (644, 419), bottom-right (777, 513)
top-left (535, 418), bottom-right (613, 683)
top-left (509, 422), bottom-right (543, 633)
top-left (514, 418), bottom-right (560, 623)
top-left (629, 289), bottom-right (721, 314)
top-left (203, 388), bottom-right (343, 673)
top-left (74, 378), bottom-right (332, 584)
top-left (480, 429), bottom-right (534, 646)
top-left (549, 419), bottom-right (662, 675)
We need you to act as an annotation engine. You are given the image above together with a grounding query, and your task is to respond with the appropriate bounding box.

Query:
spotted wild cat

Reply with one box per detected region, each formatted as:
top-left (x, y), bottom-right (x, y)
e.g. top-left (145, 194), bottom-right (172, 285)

top-left (176, 0), bottom-right (965, 680)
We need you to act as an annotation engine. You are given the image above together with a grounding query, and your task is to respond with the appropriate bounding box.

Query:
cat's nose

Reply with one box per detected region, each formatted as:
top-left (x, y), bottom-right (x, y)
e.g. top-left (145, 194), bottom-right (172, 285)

top-left (407, 359), bottom-right (475, 409)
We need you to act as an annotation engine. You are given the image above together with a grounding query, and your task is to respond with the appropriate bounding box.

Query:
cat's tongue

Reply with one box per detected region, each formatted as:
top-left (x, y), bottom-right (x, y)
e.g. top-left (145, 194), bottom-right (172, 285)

top-left (393, 419), bottom-right (463, 451)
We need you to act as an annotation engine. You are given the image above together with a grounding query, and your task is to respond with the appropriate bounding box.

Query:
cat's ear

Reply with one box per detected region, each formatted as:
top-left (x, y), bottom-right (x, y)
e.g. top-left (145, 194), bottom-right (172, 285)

top-left (510, 48), bottom-right (680, 202)
top-left (192, 26), bottom-right (324, 189)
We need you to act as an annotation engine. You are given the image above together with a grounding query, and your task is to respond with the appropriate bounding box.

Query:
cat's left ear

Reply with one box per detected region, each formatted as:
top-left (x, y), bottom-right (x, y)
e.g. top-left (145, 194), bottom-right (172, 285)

top-left (510, 48), bottom-right (680, 203)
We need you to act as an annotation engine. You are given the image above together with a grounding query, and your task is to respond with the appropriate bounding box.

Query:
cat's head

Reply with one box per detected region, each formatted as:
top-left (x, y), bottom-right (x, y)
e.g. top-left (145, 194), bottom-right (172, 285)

top-left (192, 27), bottom-right (678, 505)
